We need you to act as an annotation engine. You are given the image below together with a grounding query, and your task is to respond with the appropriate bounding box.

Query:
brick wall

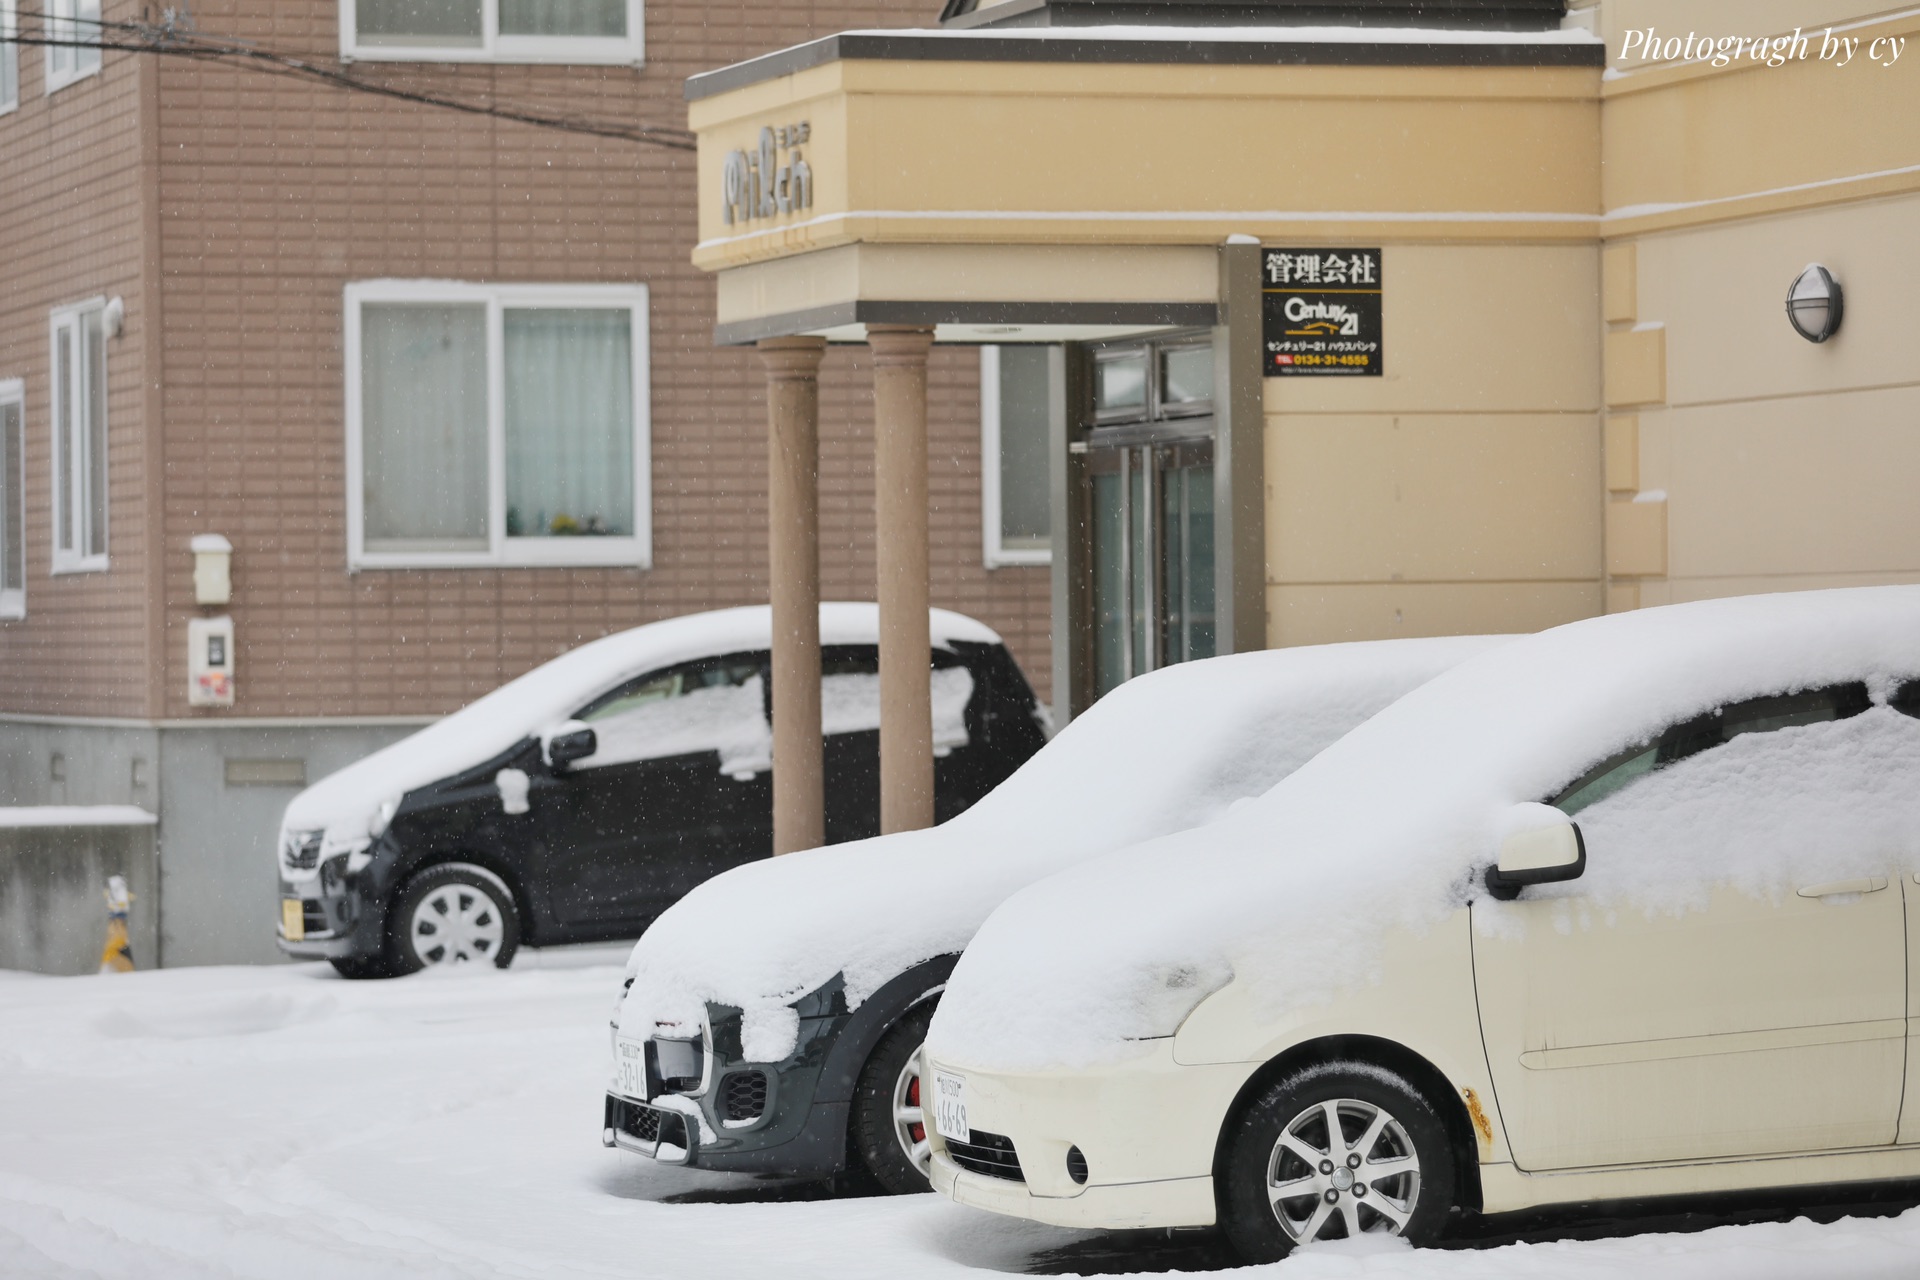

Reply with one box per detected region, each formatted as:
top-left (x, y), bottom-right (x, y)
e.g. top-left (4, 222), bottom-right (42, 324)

top-left (0, 0), bottom-right (1051, 722)
top-left (0, 5), bottom-right (158, 717)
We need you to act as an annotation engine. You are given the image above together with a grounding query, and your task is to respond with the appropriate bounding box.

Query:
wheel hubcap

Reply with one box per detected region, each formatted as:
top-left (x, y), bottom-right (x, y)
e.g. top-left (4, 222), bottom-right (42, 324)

top-left (409, 884), bottom-right (503, 966)
top-left (892, 1043), bottom-right (931, 1177)
top-left (1266, 1098), bottom-right (1421, 1244)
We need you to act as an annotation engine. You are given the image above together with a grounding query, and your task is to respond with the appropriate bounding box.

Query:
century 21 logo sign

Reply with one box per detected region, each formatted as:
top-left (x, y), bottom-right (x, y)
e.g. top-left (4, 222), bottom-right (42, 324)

top-left (721, 123), bottom-right (813, 226)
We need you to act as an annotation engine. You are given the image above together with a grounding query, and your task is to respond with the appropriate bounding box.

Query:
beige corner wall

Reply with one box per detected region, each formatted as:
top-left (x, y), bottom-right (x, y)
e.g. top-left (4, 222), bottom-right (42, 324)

top-left (1265, 243), bottom-right (1604, 646)
top-left (1610, 192), bottom-right (1920, 609)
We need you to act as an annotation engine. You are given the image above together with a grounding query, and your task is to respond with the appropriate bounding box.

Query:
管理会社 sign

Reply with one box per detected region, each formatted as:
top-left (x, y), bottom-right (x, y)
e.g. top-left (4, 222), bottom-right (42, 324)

top-left (1263, 248), bottom-right (1383, 377)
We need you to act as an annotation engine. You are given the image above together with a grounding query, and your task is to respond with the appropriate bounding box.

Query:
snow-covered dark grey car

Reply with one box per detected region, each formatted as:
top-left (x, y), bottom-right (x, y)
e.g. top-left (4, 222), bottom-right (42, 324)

top-left (275, 605), bottom-right (1045, 978)
top-left (605, 637), bottom-right (1504, 1192)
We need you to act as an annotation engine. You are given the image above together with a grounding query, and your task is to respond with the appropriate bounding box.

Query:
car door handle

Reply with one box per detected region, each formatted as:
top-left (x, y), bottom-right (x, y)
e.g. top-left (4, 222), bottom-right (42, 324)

top-left (1796, 877), bottom-right (1888, 899)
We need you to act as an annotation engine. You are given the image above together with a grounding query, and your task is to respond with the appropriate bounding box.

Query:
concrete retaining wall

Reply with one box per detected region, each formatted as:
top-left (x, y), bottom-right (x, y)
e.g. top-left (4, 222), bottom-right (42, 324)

top-left (0, 817), bottom-right (160, 975)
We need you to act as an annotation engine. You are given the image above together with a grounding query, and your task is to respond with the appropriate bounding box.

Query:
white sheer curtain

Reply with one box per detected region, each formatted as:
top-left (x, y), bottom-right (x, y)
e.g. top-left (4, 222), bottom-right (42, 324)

top-left (355, 0), bottom-right (483, 44)
top-left (0, 0), bottom-right (18, 109)
top-left (503, 308), bottom-right (634, 539)
top-left (499, 0), bottom-right (626, 36)
top-left (361, 304), bottom-right (489, 552)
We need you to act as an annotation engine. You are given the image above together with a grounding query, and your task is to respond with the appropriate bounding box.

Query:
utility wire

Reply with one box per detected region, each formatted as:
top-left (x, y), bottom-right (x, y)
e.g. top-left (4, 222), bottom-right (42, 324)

top-left (4, 12), bottom-right (697, 150)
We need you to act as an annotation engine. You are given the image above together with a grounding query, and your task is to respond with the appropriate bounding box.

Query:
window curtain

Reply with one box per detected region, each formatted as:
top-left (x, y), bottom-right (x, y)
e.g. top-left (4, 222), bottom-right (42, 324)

top-left (996, 346), bottom-right (1052, 550)
top-left (355, 0), bottom-right (483, 44)
top-left (84, 310), bottom-right (106, 558)
top-left (361, 304), bottom-right (489, 551)
top-left (0, 0), bottom-right (18, 108)
top-left (1, 403), bottom-right (21, 594)
top-left (499, 0), bottom-right (627, 36)
top-left (503, 308), bottom-right (634, 538)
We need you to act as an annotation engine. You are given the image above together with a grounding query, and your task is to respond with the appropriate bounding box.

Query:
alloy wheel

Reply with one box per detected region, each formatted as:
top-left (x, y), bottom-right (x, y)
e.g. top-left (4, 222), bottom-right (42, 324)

top-left (891, 1044), bottom-right (930, 1175)
top-left (1266, 1097), bottom-right (1422, 1244)
top-left (408, 883), bottom-right (504, 966)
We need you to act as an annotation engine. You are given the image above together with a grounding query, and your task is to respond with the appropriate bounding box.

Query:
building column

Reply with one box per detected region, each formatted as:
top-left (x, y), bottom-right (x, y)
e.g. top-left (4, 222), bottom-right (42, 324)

top-left (866, 323), bottom-right (937, 834)
top-left (758, 336), bottom-right (827, 854)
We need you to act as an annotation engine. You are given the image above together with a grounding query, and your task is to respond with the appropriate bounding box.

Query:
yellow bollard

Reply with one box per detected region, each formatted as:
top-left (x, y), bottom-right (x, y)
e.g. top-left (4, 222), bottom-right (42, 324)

top-left (99, 875), bottom-right (134, 973)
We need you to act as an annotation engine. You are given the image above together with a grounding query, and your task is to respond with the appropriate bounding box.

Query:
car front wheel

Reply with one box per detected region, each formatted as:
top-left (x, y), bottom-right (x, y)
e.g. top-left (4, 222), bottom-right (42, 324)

top-left (1219, 1061), bottom-right (1456, 1263)
top-left (391, 863), bottom-right (521, 975)
top-left (848, 1001), bottom-right (936, 1194)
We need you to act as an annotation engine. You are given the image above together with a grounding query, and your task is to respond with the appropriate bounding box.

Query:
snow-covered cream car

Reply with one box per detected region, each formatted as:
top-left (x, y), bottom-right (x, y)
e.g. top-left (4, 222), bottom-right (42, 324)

top-left (922, 586), bottom-right (1920, 1261)
top-left (276, 604), bottom-right (1044, 977)
top-left (605, 636), bottom-right (1505, 1190)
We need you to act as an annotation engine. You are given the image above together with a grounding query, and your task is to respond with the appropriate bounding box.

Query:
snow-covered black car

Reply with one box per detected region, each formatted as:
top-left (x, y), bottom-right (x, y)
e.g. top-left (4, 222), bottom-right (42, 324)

top-left (605, 636), bottom-right (1505, 1192)
top-left (275, 605), bottom-right (1045, 979)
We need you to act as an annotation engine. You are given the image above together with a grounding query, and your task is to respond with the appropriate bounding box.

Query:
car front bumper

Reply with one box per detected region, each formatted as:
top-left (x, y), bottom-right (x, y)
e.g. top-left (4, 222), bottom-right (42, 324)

top-left (930, 1149), bottom-right (1217, 1229)
top-left (921, 1040), bottom-right (1256, 1230)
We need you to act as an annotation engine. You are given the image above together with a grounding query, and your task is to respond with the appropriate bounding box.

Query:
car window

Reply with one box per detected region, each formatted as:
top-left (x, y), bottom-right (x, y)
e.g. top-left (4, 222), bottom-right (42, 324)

top-left (570, 657), bottom-right (770, 771)
top-left (1892, 677), bottom-right (1920, 720)
top-left (1550, 682), bottom-right (1872, 816)
top-left (578, 658), bottom-right (762, 724)
top-left (820, 649), bottom-right (976, 751)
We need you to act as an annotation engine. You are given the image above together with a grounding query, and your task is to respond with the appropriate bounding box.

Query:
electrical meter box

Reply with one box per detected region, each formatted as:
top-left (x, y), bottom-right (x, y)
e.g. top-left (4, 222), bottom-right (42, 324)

top-left (188, 616), bottom-right (235, 707)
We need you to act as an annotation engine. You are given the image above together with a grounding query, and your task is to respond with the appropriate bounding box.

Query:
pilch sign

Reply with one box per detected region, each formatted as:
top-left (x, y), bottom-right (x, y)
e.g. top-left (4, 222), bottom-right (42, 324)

top-left (721, 122), bottom-right (814, 226)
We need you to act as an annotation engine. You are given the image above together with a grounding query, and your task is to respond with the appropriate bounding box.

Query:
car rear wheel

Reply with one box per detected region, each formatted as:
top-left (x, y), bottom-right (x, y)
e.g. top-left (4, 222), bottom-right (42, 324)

top-left (1219, 1061), bottom-right (1456, 1263)
top-left (391, 863), bottom-right (521, 975)
top-left (849, 1001), bottom-right (936, 1194)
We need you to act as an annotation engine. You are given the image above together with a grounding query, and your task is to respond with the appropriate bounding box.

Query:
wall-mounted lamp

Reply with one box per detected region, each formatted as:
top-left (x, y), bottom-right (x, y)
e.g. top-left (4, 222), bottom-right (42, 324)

top-left (102, 296), bottom-right (126, 339)
top-left (191, 533), bottom-right (233, 605)
top-left (1786, 264), bottom-right (1843, 343)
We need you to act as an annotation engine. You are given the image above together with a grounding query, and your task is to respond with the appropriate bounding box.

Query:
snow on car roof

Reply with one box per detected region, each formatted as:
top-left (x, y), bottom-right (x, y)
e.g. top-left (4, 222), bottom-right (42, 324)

top-left (618, 634), bottom-right (1506, 1061)
top-left (929, 586), bottom-right (1920, 1073)
top-left (282, 604), bottom-right (1000, 840)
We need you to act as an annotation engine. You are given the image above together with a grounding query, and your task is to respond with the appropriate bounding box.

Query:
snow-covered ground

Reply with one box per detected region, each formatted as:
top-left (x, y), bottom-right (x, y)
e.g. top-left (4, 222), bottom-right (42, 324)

top-left (2, 955), bottom-right (1918, 1280)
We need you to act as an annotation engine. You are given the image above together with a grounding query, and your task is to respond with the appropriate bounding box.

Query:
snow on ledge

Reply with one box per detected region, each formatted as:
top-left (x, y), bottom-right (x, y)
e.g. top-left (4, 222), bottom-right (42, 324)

top-left (0, 806), bottom-right (159, 828)
top-left (839, 24), bottom-right (1605, 45)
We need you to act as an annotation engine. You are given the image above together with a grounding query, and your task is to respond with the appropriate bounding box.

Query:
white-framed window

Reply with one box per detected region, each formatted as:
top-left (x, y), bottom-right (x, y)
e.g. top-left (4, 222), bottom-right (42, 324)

top-left (49, 300), bottom-right (108, 574)
top-left (0, 1), bottom-right (20, 114)
top-left (980, 345), bottom-right (1053, 568)
top-left (0, 378), bottom-right (24, 618)
top-left (44, 0), bottom-right (103, 95)
top-left (345, 280), bottom-right (652, 571)
top-left (341, 0), bottom-right (644, 65)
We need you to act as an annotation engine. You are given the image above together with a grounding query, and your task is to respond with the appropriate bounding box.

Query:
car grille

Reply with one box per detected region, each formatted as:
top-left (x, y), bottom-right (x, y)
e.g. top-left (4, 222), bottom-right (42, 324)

top-left (948, 1130), bottom-right (1023, 1182)
top-left (605, 1095), bottom-right (689, 1152)
top-left (300, 900), bottom-right (332, 938)
top-left (722, 1071), bottom-right (767, 1123)
top-left (282, 830), bottom-right (323, 872)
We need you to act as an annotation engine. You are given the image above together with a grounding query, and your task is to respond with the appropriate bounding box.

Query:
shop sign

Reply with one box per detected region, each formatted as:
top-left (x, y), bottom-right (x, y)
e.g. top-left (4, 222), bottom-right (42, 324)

top-left (721, 122), bottom-right (814, 226)
top-left (1262, 248), bottom-right (1383, 377)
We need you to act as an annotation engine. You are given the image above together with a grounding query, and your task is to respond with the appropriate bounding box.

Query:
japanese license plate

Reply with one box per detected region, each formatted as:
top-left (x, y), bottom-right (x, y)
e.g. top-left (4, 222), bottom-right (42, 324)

top-left (614, 1037), bottom-right (649, 1100)
top-left (932, 1070), bottom-right (969, 1145)
top-left (281, 898), bottom-right (304, 942)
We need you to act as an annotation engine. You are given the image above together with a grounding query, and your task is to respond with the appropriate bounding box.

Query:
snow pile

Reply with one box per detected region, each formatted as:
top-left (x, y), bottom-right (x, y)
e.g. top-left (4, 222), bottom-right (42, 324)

top-left (279, 604), bottom-right (1000, 858)
top-left (928, 586), bottom-right (1920, 1073)
top-left (618, 635), bottom-right (1505, 1057)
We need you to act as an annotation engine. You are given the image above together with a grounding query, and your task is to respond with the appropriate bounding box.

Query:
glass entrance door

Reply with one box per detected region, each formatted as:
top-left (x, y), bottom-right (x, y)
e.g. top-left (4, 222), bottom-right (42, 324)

top-left (1088, 439), bottom-right (1215, 696)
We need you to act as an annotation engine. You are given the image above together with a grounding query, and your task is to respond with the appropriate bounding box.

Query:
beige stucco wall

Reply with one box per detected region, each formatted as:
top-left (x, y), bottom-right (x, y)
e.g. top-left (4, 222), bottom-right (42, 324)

top-left (1265, 243), bottom-right (1604, 645)
top-left (1597, 2), bottom-right (1920, 615)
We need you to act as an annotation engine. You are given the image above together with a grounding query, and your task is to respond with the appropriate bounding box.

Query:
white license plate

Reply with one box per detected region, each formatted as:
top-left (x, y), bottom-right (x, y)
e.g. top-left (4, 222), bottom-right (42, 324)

top-left (932, 1070), bottom-right (969, 1145)
top-left (614, 1036), bottom-right (649, 1101)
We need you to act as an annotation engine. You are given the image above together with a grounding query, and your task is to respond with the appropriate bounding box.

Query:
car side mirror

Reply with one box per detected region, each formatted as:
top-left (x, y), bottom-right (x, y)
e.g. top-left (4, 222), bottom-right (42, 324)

top-left (545, 721), bottom-right (598, 771)
top-left (1485, 807), bottom-right (1585, 902)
